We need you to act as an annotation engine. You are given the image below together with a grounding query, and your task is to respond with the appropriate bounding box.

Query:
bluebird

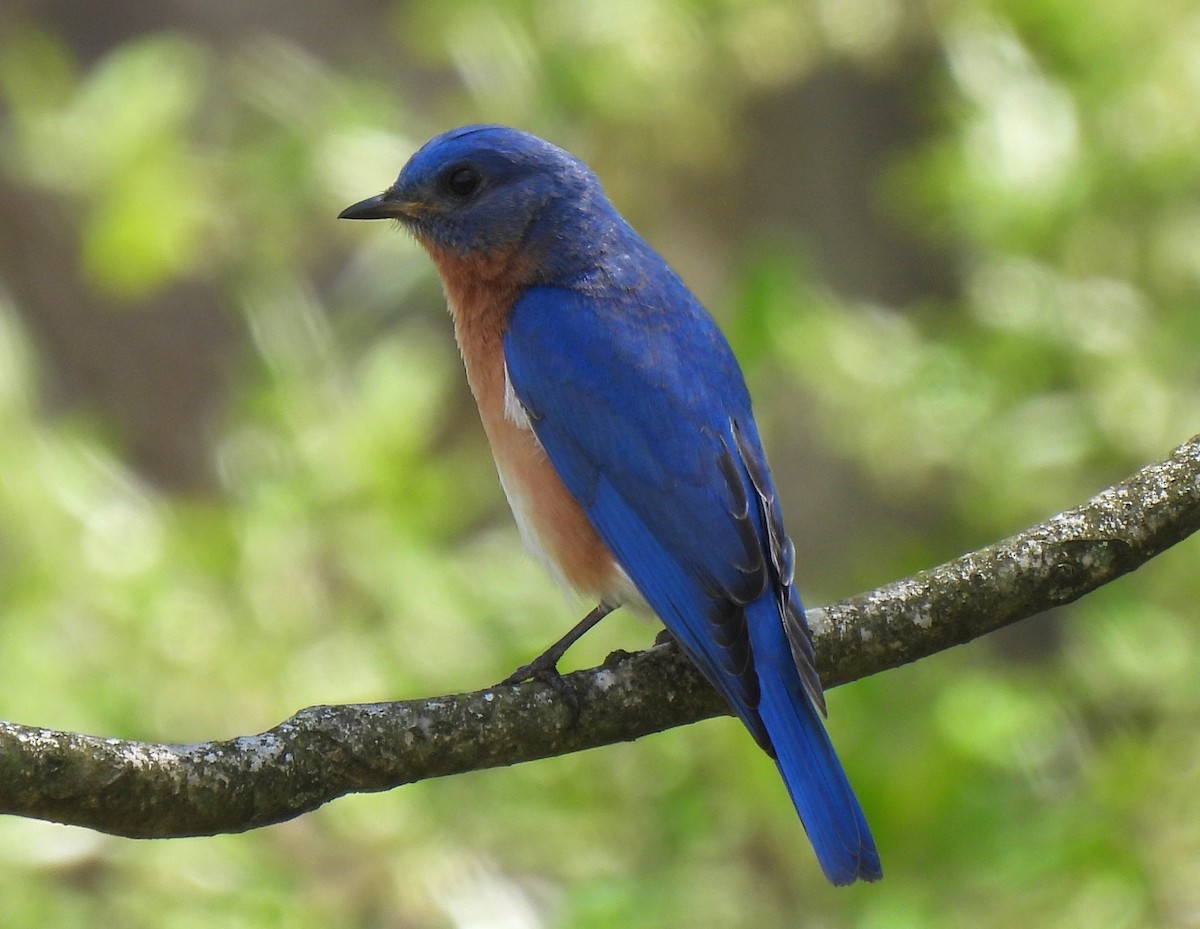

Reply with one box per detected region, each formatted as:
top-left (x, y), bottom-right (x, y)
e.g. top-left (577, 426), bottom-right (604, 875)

top-left (339, 125), bottom-right (881, 884)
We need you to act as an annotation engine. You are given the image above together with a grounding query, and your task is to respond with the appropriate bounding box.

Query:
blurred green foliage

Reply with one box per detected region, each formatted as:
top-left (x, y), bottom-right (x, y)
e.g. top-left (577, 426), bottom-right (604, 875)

top-left (0, 1), bottom-right (1198, 927)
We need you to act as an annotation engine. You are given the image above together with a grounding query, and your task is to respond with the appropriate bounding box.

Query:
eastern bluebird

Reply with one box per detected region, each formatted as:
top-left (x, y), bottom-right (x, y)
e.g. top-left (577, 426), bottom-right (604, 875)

top-left (340, 125), bottom-right (881, 884)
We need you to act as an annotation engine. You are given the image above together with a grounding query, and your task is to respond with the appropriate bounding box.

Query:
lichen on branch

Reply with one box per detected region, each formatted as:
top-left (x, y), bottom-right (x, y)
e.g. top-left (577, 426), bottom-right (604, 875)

top-left (1, 435), bottom-right (1197, 839)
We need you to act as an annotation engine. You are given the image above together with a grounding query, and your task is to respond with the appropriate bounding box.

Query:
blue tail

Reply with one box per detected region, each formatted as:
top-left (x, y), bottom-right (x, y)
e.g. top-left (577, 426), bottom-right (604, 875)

top-left (749, 601), bottom-right (882, 885)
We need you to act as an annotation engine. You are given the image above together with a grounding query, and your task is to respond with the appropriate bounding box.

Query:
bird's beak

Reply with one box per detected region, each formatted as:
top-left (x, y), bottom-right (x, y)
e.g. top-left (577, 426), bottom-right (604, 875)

top-left (338, 190), bottom-right (418, 221)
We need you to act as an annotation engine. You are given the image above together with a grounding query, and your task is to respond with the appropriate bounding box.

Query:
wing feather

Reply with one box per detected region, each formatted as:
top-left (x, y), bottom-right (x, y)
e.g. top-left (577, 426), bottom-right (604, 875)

top-left (502, 281), bottom-right (810, 732)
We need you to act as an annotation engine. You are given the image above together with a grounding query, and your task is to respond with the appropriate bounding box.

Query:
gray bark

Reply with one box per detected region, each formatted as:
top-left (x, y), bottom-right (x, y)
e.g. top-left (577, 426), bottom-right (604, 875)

top-left (2, 435), bottom-right (1198, 839)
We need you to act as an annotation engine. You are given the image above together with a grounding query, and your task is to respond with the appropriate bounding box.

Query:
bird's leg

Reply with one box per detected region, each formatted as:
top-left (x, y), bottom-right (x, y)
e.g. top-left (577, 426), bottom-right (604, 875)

top-left (498, 602), bottom-right (616, 693)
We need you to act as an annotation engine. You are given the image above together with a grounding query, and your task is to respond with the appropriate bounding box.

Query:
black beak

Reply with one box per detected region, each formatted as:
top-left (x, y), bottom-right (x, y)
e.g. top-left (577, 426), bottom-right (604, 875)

top-left (338, 192), bottom-right (408, 221)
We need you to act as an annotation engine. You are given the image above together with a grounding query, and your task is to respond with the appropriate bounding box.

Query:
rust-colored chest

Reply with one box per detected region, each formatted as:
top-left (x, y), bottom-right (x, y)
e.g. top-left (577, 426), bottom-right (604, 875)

top-left (425, 246), bottom-right (621, 599)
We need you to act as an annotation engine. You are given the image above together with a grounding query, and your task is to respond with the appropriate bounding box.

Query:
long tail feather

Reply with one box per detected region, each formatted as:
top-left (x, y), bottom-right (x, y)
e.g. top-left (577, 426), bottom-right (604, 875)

top-left (749, 602), bottom-right (882, 885)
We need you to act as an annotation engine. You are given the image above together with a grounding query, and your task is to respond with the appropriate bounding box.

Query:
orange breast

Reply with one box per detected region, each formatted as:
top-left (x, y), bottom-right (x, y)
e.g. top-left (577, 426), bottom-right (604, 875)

top-left (425, 244), bottom-right (622, 601)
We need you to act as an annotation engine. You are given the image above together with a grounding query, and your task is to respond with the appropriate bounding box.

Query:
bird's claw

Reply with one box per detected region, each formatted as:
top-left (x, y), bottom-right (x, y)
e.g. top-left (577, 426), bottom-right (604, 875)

top-left (653, 627), bottom-right (679, 649)
top-left (498, 655), bottom-right (581, 720)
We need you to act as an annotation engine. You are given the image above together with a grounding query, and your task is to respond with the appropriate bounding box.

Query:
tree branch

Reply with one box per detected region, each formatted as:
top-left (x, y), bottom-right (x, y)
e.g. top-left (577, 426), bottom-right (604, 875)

top-left (3, 435), bottom-right (1198, 839)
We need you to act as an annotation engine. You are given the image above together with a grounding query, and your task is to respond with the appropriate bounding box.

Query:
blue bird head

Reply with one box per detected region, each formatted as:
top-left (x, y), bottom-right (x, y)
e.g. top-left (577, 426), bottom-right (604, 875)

top-left (340, 125), bottom-right (617, 267)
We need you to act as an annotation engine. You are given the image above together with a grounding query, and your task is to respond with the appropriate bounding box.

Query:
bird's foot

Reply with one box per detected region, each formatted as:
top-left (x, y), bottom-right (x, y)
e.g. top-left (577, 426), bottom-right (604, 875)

top-left (498, 652), bottom-right (580, 719)
top-left (498, 650), bottom-right (567, 688)
top-left (653, 627), bottom-right (679, 649)
top-left (495, 602), bottom-right (617, 719)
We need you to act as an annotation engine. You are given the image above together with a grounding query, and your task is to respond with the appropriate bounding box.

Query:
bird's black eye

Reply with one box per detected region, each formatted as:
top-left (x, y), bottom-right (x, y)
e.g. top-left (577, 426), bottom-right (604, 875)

top-left (444, 166), bottom-right (482, 198)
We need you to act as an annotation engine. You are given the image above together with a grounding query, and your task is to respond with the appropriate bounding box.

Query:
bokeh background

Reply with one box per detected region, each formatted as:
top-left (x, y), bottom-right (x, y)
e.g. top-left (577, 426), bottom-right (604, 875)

top-left (2, 1), bottom-right (1199, 926)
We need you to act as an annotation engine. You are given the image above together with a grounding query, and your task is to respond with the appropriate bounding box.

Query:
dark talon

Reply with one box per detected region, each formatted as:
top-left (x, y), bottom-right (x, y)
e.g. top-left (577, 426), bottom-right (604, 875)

top-left (653, 627), bottom-right (678, 649)
top-left (496, 602), bottom-right (617, 720)
top-left (499, 652), bottom-right (568, 689)
top-left (500, 655), bottom-right (581, 718)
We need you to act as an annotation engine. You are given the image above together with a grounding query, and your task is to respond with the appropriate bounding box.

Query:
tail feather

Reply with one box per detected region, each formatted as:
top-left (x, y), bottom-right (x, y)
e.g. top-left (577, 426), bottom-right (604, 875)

top-left (749, 602), bottom-right (881, 885)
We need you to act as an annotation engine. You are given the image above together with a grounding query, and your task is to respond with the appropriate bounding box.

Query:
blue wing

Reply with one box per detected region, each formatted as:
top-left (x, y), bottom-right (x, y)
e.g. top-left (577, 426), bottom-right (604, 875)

top-left (503, 265), bottom-right (881, 884)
